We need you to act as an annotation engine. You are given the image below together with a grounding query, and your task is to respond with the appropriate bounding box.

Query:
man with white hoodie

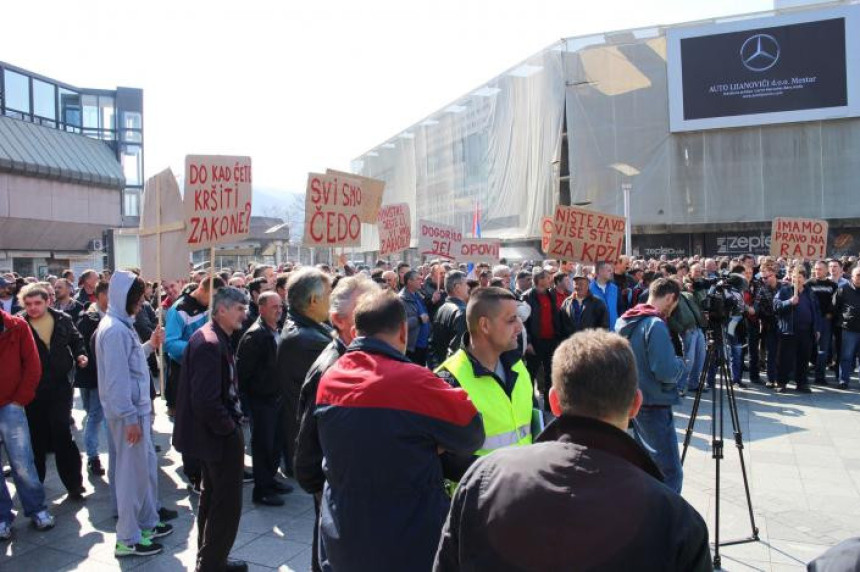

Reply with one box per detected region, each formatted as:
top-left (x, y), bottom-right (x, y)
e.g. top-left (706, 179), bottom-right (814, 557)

top-left (95, 270), bottom-right (172, 558)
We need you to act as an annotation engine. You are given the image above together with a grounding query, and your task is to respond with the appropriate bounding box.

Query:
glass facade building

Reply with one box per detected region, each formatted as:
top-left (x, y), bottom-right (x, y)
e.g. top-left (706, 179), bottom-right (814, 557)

top-left (352, 2), bottom-right (860, 258)
top-left (0, 61), bottom-right (143, 223)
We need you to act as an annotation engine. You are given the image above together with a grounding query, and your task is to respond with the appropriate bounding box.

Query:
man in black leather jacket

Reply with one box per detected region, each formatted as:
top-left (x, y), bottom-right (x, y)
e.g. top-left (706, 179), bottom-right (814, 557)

top-left (275, 268), bottom-right (332, 478)
top-left (428, 271), bottom-right (470, 369)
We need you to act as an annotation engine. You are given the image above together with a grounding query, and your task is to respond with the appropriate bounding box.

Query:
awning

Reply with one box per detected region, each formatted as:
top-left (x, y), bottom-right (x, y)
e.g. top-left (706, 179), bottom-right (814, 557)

top-left (0, 217), bottom-right (106, 251)
top-left (0, 115), bottom-right (124, 189)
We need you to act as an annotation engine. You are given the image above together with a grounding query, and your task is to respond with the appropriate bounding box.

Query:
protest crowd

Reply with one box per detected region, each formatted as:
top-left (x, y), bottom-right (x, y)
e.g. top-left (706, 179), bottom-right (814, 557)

top-left (1, 250), bottom-right (860, 571)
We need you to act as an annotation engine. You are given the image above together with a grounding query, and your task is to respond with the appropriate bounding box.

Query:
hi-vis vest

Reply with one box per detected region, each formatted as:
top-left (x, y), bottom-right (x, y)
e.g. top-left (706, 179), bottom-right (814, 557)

top-left (437, 349), bottom-right (533, 456)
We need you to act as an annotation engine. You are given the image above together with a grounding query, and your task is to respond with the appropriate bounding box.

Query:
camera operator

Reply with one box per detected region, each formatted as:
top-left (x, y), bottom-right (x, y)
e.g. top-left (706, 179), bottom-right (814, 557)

top-left (774, 267), bottom-right (821, 394)
top-left (754, 265), bottom-right (781, 388)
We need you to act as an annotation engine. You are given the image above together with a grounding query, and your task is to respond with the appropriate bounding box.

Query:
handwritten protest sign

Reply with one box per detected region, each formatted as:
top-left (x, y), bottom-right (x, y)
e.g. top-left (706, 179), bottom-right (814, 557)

top-left (546, 205), bottom-right (626, 263)
top-left (457, 238), bottom-right (501, 264)
top-left (377, 203), bottom-right (411, 256)
top-left (302, 172), bottom-right (363, 247)
top-left (418, 219), bottom-right (463, 261)
top-left (770, 217), bottom-right (828, 259)
top-left (326, 169), bottom-right (385, 224)
top-left (541, 216), bottom-right (553, 254)
top-left (184, 156), bottom-right (252, 249)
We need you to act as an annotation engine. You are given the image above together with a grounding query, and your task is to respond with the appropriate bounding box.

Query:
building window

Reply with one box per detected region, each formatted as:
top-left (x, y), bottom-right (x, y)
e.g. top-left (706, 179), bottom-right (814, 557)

top-left (99, 96), bottom-right (115, 135)
top-left (121, 144), bottom-right (142, 186)
top-left (122, 111), bottom-right (142, 143)
top-left (3, 69), bottom-right (30, 116)
top-left (123, 188), bottom-right (141, 217)
top-left (59, 88), bottom-right (81, 132)
top-left (32, 79), bottom-right (56, 126)
top-left (82, 94), bottom-right (99, 129)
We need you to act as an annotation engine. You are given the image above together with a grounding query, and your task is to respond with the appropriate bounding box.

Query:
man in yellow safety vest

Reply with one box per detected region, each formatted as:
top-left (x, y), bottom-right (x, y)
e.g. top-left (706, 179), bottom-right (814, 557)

top-left (436, 287), bottom-right (541, 475)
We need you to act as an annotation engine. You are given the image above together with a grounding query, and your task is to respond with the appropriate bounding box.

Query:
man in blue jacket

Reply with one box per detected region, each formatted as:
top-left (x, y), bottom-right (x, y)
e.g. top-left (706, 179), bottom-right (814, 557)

top-left (591, 261), bottom-right (620, 330)
top-left (774, 267), bottom-right (821, 394)
top-left (616, 277), bottom-right (685, 493)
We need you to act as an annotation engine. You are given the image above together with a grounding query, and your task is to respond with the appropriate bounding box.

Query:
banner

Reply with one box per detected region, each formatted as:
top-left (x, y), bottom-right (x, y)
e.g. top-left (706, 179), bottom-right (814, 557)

top-left (457, 238), bottom-right (501, 264)
top-left (302, 172), bottom-right (363, 247)
top-left (667, 6), bottom-right (860, 132)
top-left (184, 155), bottom-right (253, 249)
top-left (546, 205), bottom-right (626, 263)
top-left (418, 219), bottom-right (463, 261)
top-left (770, 217), bottom-right (828, 258)
top-left (377, 203), bottom-right (411, 256)
top-left (540, 216), bottom-right (553, 254)
top-left (140, 169), bottom-right (189, 281)
top-left (326, 169), bottom-right (385, 224)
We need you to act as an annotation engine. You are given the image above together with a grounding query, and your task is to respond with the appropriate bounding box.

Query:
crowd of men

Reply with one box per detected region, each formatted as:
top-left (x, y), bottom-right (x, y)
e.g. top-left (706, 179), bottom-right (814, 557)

top-left (1, 249), bottom-right (859, 571)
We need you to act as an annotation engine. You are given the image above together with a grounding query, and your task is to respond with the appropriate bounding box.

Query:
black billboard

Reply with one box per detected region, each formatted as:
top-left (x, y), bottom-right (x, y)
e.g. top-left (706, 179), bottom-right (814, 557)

top-left (680, 18), bottom-right (847, 120)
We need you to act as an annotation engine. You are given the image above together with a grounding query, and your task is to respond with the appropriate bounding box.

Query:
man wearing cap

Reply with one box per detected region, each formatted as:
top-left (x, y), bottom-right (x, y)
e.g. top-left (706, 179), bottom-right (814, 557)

top-left (560, 271), bottom-right (609, 337)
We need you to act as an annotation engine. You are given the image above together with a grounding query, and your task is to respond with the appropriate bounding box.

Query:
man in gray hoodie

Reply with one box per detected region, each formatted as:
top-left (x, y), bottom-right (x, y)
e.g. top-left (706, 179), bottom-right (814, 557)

top-left (95, 270), bottom-right (172, 558)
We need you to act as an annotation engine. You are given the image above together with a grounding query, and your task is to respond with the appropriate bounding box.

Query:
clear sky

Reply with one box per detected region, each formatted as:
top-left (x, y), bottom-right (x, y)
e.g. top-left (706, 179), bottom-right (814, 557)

top-left (2, 0), bottom-right (772, 194)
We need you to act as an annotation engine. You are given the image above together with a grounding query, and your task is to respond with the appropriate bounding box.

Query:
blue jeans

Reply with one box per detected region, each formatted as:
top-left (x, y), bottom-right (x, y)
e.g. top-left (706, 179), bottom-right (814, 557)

top-left (840, 330), bottom-right (860, 385)
top-left (816, 319), bottom-right (832, 382)
top-left (80, 387), bottom-right (105, 459)
top-left (634, 407), bottom-right (683, 494)
top-left (0, 403), bottom-right (47, 523)
top-left (681, 328), bottom-right (706, 392)
top-left (707, 335), bottom-right (742, 385)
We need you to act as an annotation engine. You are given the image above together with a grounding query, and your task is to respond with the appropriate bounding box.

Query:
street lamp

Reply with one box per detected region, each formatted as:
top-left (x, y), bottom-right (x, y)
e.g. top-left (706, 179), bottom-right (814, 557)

top-left (609, 163), bottom-right (639, 257)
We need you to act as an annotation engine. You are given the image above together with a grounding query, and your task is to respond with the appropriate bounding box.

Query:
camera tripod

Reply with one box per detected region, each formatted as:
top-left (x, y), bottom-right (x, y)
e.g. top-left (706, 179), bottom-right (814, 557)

top-left (681, 323), bottom-right (760, 570)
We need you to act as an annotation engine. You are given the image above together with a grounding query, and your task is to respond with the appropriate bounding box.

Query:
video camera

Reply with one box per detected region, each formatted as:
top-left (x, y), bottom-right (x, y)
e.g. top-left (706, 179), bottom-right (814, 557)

top-left (701, 272), bottom-right (746, 325)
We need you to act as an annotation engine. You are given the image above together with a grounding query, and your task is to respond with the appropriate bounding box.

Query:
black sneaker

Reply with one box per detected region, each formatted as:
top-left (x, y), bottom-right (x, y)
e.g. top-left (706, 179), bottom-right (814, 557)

top-left (158, 507), bottom-right (179, 522)
top-left (271, 480), bottom-right (294, 494)
top-left (776, 385), bottom-right (789, 394)
top-left (797, 386), bottom-right (813, 394)
top-left (67, 486), bottom-right (87, 501)
top-left (88, 457), bottom-right (105, 476)
top-left (143, 522), bottom-right (173, 540)
top-left (115, 537), bottom-right (163, 557)
top-left (253, 494), bottom-right (285, 507)
top-left (838, 382), bottom-right (849, 390)
top-left (243, 470), bottom-right (254, 484)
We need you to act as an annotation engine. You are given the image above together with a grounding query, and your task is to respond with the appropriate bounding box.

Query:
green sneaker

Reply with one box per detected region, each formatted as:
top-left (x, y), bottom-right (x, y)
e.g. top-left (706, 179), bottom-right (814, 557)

top-left (115, 536), bottom-right (163, 557)
top-left (142, 522), bottom-right (174, 539)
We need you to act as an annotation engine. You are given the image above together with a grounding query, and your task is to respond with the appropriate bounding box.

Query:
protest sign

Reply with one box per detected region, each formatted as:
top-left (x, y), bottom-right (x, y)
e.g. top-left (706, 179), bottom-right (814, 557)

top-left (377, 202), bottom-right (411, 256)
top-left (326, 169), bottom-right (385, 224)
top-left (546, 205), bottom-right (626, 263)
top-left (541, 216), bottom-right (553, 254)
top-left (303, 172), bottom-right (363, 247)
top-left (457, 238), bottom-right (501, 264)
top-left (184, 155), bottom-right (253, 249)
top-left (418, 219), bottom-right (463, 261)
top-left (770, 217), bottom-right (828, 259)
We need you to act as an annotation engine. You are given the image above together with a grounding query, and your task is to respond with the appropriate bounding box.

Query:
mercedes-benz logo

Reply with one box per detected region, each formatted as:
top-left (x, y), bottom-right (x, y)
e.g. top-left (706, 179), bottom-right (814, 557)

top-left (740, 33), bottom-right (780, 72)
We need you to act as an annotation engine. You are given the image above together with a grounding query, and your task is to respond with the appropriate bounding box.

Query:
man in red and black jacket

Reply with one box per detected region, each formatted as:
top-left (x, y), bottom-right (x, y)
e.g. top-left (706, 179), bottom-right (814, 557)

top-left (522, 269), bottom-right (562, 411)
top-left (314, 290), bottom-right (484, 572)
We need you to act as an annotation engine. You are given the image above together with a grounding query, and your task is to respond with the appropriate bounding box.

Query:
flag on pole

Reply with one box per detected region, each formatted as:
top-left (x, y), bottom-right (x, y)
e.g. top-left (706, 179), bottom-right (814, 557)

top-left (468, 200), bottom-right (481, 276)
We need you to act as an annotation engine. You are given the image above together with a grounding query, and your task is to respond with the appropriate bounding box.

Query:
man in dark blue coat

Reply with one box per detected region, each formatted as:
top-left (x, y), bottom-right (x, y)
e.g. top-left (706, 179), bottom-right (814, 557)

top-left (774, 267), bottom-right (822, 394)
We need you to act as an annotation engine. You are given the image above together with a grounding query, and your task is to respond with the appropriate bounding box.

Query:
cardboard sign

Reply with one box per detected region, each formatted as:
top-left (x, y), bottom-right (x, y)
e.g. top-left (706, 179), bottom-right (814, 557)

top-left (377, 202), bottom-right (411, 256)
top-left (302, 172), bottom-right (363, 247)
top-left (546, 205), bottom-right (626, 263)
top-left (541, 216), bottom-right (553, 254)
top-left (140, 169), bottom-right (189, 282)
top-left (418, 219), bottom-right (463, 261)
top-left (458, 238), bottom-right (501, 264)
top-left (184, 155), bottom-right (253, 249)
top-left (770, 217), bottom-right (828, 259)
top-left (326, 169), bottom-right (385, 224)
